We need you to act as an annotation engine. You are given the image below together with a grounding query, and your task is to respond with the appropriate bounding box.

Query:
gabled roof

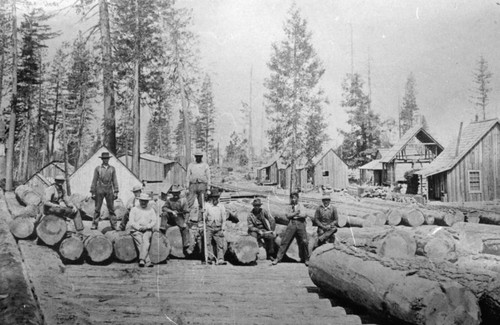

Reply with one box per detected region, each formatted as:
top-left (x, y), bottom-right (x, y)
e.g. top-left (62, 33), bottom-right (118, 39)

top-left (311, 147), bottom-right (346, 166)
top-left (380, 125), bottom-right (443, 163)
top-left (359, 159), bottom-right (383, 170)
top-left (417, 119), bottom-right (500, 177)
top-left (118, 153), bottom-right (177, 165)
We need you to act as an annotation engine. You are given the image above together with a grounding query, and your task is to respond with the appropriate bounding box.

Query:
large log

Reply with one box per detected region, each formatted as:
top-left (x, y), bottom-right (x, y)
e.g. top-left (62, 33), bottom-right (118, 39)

top-left (275, 224), bottom-right (316, 262)
top-left (104, 230), bottom-right (137, 262)
top-left (480, 212), bottom-right (500, 225)
top-left (149, 231), bottom-right (170, 264)
top-left (11, 204), bottom-right (39, 219)
top-left (68, 194), bottom-right (94, 218)
top-left (226, 234), bottom-right (259, 264)
top-left (15, 185), bottom-right (41, 206)
top-left (59, 235), bottom-right (84, 261)
top-left (410, 226), bottom-right (456, 260)
top-left (456, 254), bottom-right (500, 274)
top-left (36, 214), bottom-right (67, 246)
top-left (83, 230), bottom-right (113, 263)
top-left (344, 215), bottom-right (373, 227)
top-left (401, 208), bottom-right (425, 227)
top-left (369, 228), bottom-right (416, 259)
top-left (466, 210), bottom-right (481, 223)
top-left (451, 222), bottom-right (500, 255)
top-left (309, 243), bottom-right (482, 325)
top-left (336, 226), bottom-right (390, 247)
top-left (165, 226), bottom-right (187, 258)
top-left (9, 216), bottom-right (35, 239)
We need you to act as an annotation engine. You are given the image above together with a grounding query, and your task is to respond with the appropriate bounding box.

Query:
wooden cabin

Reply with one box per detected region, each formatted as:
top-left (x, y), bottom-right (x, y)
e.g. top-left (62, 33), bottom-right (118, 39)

top-left (417, 119), bottom-right (500, 202)
top-left (118, 153), bottom-right (186, 185)
top-left (380, 125), bottom-right (443, 185)
top-left (359, 149), bottom-right (388, 186)
top-left (309, 148), bottom-right (349, 190)
top-left (257, 158), bottom-right (279, 185)
top-left (70, 147), bottom-right (142, 204)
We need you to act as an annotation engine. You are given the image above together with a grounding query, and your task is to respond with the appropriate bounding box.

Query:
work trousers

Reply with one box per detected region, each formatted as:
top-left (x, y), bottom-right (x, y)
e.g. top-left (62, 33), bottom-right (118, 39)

top-left (131, 230), bottom-right (152, 262)
top-left (187, 182), bottom-right (207, 222)
top-left (276, 219), bottom-right (309, 263)
top-left (200, 225), bottom-right (225, 262)
top-left (316, 227), bottom-right (336, 248)
top-left (160, 212), bottom-right (190, 248)
top-left (45, 206), bottom-right (84, 232)
top-left (249, 231), bottom-right (276, 259)
top-left (94, 191), bottom-right (117, 229)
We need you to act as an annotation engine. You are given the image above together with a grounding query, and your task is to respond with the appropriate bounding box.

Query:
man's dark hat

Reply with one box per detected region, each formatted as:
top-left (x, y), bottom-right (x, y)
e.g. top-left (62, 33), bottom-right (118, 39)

top-left (290, 191), bottom-right (299, 197)
top-left (208, 188), bottom-right (221, 198)
top-left (99, 152), bottom-right (111, 159)
top-left (252, 198), bottom-right (263, 206)
top-left (193, 151), bottom-right (204, 156)
top-left (170, 184), bottom-right (184, 193)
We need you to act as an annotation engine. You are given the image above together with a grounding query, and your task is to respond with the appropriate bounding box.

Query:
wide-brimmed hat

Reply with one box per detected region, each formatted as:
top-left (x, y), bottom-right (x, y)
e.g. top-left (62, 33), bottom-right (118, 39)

top-left (208, 189), bottom-right (221, 198)
top-left (138, 193), bottom-right (151, 201)
top-left (54, 175), bottom-right (65, 182)
top-left (252, 198), bottom-right (263, 206)
top-left (99, 152), bottom-right (111, 159)
top-left (321, 194), bottom-right (331, 200)
top-left (193, 151), bottom-right (204, 156)
top-left (131, 185), bottom-right (142, 192)
top-left (170, 184), bottom-right (184, 193)
top-left (289, 191), bottom-right (299, 198)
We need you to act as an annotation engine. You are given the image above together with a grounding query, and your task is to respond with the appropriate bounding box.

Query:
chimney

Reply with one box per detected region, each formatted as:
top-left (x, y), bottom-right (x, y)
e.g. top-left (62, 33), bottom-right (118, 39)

top-left (455, 122), bottom-right (463, 157)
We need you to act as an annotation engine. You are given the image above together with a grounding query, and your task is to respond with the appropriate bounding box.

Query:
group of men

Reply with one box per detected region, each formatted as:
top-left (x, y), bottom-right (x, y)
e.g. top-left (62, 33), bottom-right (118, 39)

top-left (43, 150), bottom-right (339, 268)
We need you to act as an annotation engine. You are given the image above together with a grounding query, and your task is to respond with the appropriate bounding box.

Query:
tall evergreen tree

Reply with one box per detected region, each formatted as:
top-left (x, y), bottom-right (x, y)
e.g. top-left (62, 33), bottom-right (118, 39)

top-left (195, 74), bottom-right (215, 162)
top-left (470, 55), bottom-right (492, 121)
top-left (339, 73), bottom-right (381, 167)
top-left (400, 73), bottom-right (419, 136)
top-left (264, 4), bottom-right (328, 192)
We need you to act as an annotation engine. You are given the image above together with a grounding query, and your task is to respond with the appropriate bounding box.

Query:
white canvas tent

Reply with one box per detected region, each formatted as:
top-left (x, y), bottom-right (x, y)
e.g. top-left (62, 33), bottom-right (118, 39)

top-left (69, 146), bottom-right (142, 204)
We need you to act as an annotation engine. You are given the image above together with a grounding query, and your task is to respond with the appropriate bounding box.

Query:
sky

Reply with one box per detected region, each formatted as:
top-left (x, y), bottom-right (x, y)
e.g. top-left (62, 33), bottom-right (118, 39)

top-left (41, 0), bottom-right (500, 155)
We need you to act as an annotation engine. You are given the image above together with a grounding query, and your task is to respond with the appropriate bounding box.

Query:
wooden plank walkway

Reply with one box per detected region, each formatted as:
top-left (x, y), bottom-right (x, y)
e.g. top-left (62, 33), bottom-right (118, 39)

top-left (19, 240), bottom-right (373, 325)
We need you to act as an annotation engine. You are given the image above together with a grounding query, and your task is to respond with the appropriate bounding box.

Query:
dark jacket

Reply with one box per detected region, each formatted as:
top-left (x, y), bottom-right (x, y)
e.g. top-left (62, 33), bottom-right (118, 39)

top-left (247, 209), bottom-right (276, 233)
top-left (90, 165), bottom-right (119, 195)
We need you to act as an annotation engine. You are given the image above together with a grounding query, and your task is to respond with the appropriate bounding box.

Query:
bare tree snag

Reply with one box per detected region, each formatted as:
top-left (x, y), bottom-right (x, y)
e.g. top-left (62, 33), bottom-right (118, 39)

top-left (309, 243), bottom-right (482, 325)
top-left (104, 230), bottom-right (137, 262)
top-left (36, 215), bottom-right (67, 246)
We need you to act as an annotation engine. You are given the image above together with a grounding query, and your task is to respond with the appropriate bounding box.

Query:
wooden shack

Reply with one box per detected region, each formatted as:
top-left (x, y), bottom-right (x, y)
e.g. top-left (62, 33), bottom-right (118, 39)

top-left (310, 148), bottom-right (349, 190)
top-left (257, 157), bottom-right (279, 185)
top-left (358, 149), bottom-right (388, 186)
top-left (118, 153), bottom-right (186, 185)
top-left (417, 119), bottom-right (500, 202)
top-left (69, 147), bottom-right (142, 204)
top-left (380, 125), bottom-right (443, 185)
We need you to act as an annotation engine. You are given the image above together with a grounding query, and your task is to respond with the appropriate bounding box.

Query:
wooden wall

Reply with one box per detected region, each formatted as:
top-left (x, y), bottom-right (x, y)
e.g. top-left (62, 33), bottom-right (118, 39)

top-left (446, 124), bottom-right (500, 202)
top-left (313, 149), bottom-right (348, 189)
top-left (164, 162), bottom-right (186, 186)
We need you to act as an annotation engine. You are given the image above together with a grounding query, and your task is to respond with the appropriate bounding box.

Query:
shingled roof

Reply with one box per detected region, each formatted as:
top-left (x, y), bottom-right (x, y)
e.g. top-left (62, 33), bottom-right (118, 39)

top-left (417, 119), bottom-right (500, 177)
top-left (380, 125), bottom-right (443, 163)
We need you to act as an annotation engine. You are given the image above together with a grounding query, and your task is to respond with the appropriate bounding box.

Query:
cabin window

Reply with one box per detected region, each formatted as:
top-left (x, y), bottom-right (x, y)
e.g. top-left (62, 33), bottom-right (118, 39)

top-left (322, 171), bottom-right (329, 177)
top-left (468, 170), bottom-right (481, 193)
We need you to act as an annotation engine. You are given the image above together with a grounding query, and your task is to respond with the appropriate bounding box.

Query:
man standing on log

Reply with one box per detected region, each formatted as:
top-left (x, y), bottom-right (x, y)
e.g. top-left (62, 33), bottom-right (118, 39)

top-left (272, 191), bottom-right (309, 266)
top-left (90, 152), bottom-right (119, 230)
top-left (119, 185), bottom-right (142, 231)
top-left (159, 185), bottom-right (192, 255)
top-left (312, 194), bottom-right (338, 248)
top-left (200, 189), bottom-right (227, 265)
top-left (43, 175), bottom-right (84, 233)
top-left (186, 151), bottom-right (211, 223)
top-left (247, 198), bottom-right (276, 261)
top-left (127, 193), bottom-right (156, 267)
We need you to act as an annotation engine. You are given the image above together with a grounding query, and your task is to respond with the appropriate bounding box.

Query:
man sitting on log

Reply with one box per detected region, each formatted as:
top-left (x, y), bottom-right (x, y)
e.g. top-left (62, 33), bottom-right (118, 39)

top-left (199, 188), bottom-right (227, 265)
top-left (312, 194), bottom-right (338, 248)
top-left (247, 198), bottom-right (276, 261)
top-left (119, 184), bottom-right (143, 231)
top-left (272, 191), bottom-right (309, 266)
top-left (127, 193), bottom-right (157, 267)
top-left (159, 184), bottom-right (192, 255)
top-left (43, 175), bottom-right (84, 234)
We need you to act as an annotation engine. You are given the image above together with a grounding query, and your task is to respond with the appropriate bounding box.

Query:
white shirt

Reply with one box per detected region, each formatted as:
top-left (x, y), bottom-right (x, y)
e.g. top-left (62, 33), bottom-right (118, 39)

top-left (186, 162), bottom-right (211, 185)
top-left (205, 202), bottom-right (226, 228)
top-left (127, 206), bottom-right (157, 231)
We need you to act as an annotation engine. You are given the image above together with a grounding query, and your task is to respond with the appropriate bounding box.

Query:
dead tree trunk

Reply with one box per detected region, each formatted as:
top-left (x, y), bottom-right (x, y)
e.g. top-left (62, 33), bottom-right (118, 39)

top-left (104, 230), bottom-right (137, 262)
top-left (309, 243), bottom-right (482, 325)
top-left (36, 215), bottom-right (67, 246)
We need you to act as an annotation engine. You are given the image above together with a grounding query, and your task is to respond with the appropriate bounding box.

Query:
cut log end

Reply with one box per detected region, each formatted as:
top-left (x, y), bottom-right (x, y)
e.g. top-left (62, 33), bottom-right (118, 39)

top-left (227, 235), bottom-right (259, 264)
top-left (59, 236), bottom-right (84, 261)
top-left (386, 209), bottom-right (402, 226)
top-left (9, 217), bottom-right (35, 239)
top-left (36, 215), bottom-right (67, 246)
top-left (105, 230), bottom-right (138, 262)
top-left (149, 231), bottom-right (170, 264)
top-left (84, 234), bottom-right (113, 263)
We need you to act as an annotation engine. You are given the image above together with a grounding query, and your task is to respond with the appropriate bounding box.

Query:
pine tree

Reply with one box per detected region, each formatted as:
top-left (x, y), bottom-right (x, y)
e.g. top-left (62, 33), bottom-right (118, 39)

top-left (339, 73), bottom-right (381, 167)
top-left (470, 55), bottom-right (492, 121)
top-left (400, 73), bottom-right (419, 136)
top-left (264, 4), bottom-right (328, 192)
top-left (195, 74), bottom-right (216, 162)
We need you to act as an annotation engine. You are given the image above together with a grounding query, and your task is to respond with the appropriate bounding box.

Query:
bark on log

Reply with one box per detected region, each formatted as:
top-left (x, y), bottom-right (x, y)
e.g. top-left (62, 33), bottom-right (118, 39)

top-left (479, 212), bottom-right (500, 226)
top-left (336, 226), bottom-right (390, 247)
top-left (422, 210), bottom-right (435, 225)
top-left (15, 185), bottom-right (41, 206)
top-left (83, 230), bottom-right (113, 263)
top-left (482, 238), bottom-right (500, 256)
top-left (309, 243), bottom-right (482, 325)
top-left (104, 230), bottom-right (137, 262)
top-left (165, 226), bottom-right (187, 258)
top-left (451, 222), bottom-right (500, 255)
top-left (397, 226), bottom-right (456, 260)
top-left (36, 214), bottom-right (67, 246)
top-left (386, 208), bottom-right (402, 226)
top-left (345, 215), bottom-right (373, 227)
top-left (456, 254), bottom-right (500, 274)
top-left (370, 211), bottom-right (387, 226)
top-left (401, 209), bottom-right (425, 227)
top-left (12, 204), bottom-right (39, 219)
top-left (9, 216), bottom-right (35, 239)
top-left (149, 231), bottom-right (170, 264)
top-left (59, 235), bottom-right (84, 261)
top-left (466, 211), bottom-right (481, 224)
top-left (226, 234), bottom-right (259, 264)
